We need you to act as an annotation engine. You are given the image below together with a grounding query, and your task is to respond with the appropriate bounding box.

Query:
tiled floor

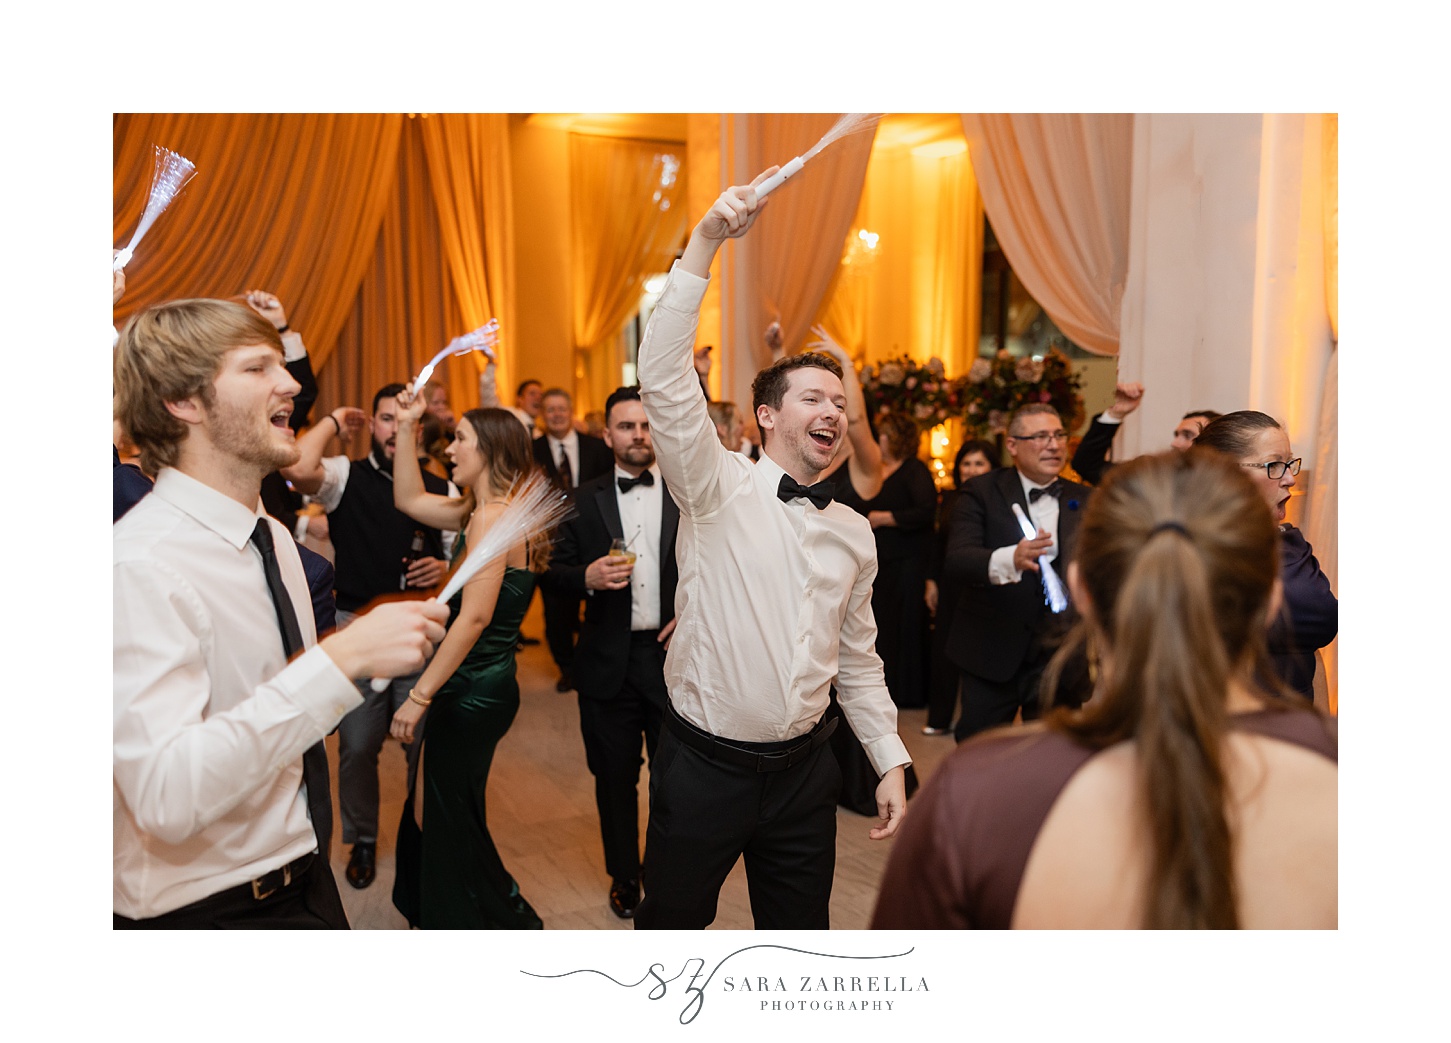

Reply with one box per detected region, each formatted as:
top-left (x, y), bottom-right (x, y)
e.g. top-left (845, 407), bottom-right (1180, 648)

top-left (326, 597), bottom-right (958, 930)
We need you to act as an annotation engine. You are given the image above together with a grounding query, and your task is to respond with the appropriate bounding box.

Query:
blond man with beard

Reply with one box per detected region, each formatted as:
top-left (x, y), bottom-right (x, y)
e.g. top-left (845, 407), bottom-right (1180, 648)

top-left (113, 300), bottom-right (447, 928)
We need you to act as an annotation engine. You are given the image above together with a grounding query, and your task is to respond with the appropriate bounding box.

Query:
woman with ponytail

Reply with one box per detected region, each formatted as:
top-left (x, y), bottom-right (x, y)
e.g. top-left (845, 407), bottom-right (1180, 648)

top-left (870, 450), bottom-right (1337, 929)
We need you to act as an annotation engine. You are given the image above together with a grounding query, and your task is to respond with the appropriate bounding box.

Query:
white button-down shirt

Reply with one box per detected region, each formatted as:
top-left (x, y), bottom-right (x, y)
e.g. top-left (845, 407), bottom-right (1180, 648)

top-left (113, 468), bottom-right (360, 919)
top-left (638, 266), bottom-right (910, 777)
top-left (614, 463), bottom-right (663, 631)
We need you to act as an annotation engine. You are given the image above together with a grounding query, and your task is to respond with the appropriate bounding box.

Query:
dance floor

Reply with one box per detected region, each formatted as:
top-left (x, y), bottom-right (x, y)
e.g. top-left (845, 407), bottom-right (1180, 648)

top-left (327, 596), bottom-right (956, 930)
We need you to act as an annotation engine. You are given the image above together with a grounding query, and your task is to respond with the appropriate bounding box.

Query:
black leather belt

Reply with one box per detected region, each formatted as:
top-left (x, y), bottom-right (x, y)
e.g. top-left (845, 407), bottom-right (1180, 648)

top-left (240, 852), bottom-right (314, 901)
top-left (665, 704), bottom-right (837, 773)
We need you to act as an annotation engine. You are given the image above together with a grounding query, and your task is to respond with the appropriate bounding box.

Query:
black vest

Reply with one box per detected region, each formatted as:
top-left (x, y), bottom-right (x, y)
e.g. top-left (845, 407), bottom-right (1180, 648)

top-left (328, 455), bottom-right (449, 613)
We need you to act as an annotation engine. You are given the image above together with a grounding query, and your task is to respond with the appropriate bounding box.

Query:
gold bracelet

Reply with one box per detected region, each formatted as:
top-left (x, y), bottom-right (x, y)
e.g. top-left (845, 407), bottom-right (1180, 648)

top-left (407, 689), bottom-right (433, 708)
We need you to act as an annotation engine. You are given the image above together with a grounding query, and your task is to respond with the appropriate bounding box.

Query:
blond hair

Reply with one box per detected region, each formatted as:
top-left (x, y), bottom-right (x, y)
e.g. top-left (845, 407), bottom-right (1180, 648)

top-left (114, 299), bottom-right (283, 474)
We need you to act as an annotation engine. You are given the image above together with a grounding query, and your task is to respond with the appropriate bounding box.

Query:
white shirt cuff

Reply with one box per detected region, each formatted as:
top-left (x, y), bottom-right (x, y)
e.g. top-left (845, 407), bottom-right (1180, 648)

top-left (280, 330), bottom-right (307, 363)
top-left (988, 544), bottom-right (1023, 585)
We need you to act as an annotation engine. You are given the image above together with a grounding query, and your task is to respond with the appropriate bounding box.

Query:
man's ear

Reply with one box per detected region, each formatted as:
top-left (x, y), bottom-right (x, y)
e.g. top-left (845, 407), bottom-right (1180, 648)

top-left (756, 404), bottom-right (775, 438)
top-left (165, 396), bottom-right (204, 427)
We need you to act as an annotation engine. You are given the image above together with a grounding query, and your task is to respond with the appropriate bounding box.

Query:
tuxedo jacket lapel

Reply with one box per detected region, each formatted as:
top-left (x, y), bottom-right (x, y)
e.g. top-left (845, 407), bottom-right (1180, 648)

top-left (594, 481), bottom-right (625, 543)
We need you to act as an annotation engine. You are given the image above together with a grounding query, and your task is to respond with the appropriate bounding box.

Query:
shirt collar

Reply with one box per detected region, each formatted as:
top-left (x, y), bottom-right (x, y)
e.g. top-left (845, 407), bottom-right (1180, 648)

top-left (547, 430), bottom-right (578, 452)
top-left (152, 467), bottom-right (266, 551)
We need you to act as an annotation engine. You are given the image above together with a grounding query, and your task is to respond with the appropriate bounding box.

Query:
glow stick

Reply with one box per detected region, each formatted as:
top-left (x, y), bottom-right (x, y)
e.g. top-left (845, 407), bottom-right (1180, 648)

top-left (1011, 503), bottom-right (1069, 614)
top-left (113, 145), bottom-right (198, 271)
top-left (752, 114), bottom-right (886, 200)
top-left (410, 319), bottom-right (499, 392)
top-left (370, 471), bottom-right (572, 692)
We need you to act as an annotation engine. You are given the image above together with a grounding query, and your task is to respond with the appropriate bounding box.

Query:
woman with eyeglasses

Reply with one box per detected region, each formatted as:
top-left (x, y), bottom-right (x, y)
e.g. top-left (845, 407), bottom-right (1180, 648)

top-left (1192, 411), bottom-right (1337, 700)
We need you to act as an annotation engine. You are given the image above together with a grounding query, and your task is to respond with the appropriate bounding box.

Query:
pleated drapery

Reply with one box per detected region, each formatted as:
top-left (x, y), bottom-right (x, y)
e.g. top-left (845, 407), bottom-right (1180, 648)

top-left (749, 114), bottom-right (877, 368)
top-left (113, 114), bottom-right (405, 374)
top-left (570, 135), bottom-right (688, 412)
top-left (114, 113), bottom-right (515, 431)
top-left (961, 113), bottom-right (1133, 356)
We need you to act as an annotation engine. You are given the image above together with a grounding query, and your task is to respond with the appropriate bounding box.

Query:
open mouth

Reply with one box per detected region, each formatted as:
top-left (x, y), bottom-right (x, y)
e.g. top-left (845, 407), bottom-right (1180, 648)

top-left (270, 409), bottom-right (292, 429)
top-left (808, 428), bottom-right (837, 450)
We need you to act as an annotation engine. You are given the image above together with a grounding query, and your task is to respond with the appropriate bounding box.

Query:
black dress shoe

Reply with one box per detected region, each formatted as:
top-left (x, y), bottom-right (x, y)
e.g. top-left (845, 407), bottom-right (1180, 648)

top-left (609, 877), bottom-right (640, 919)
top-left (345, 842), bottom-right (376, 890)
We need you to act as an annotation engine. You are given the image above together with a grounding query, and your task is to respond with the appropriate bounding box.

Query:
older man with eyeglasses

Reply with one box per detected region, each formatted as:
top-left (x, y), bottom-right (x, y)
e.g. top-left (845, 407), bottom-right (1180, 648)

top-left (943, 403), bottom-right (1095, 741)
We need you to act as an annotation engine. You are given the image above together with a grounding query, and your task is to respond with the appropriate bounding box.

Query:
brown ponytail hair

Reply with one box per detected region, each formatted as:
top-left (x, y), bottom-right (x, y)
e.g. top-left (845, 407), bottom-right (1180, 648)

top-left (1041, 450), bottom-right (1283, 928)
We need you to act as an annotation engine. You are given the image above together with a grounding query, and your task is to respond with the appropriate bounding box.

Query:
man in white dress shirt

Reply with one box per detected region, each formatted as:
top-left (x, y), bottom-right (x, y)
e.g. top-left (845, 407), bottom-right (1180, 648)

top-left (633, 176), bottom-right (910, 930)
top-left (113, 299), bottom-right (448, 928)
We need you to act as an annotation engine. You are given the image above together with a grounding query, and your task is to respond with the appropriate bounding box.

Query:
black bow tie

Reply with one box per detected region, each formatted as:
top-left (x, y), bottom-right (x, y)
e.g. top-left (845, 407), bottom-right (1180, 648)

top-left (1029, 480), bottom-right (1062, 503)
top-left (777, 473), bottom-right (834, 510)
top-left (618, 471), bottom-right (655, 494)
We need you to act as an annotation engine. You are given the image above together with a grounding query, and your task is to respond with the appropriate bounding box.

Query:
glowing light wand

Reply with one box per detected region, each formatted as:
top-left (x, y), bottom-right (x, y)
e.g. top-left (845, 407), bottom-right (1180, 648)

top-left (113, 145), bottom-right (198, 271)
top-left (751, 113), bottom-right (886, 200)
top-left (410, 319), bottom-right (499, 392)
top-left (1011, 502), bottom-right (1069, 614)
top-left (369, 471), bottom-right (572, 692)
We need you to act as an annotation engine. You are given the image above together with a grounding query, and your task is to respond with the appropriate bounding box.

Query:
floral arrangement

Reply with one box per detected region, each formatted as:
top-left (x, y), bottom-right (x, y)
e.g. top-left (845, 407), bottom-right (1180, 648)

top-left (858, 355), bottom-right (963, 429)
top-left (958, 348), bottom-right (1085, 439)
top-left (859, 348), bottom-right (1084, 438)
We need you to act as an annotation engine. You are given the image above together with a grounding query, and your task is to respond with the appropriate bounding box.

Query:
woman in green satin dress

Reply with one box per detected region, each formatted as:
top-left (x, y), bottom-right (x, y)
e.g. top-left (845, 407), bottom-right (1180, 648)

top-left (387, 396), bottom-right (547, 929)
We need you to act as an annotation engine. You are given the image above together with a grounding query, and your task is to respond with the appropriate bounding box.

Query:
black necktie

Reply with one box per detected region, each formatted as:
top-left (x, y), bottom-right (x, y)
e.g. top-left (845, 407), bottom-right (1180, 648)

top-left (557, 446), bottom-right (573, 490)
top-left (1029, 480), bottom-right (1062, 503)
top-left (618, 471), bottom-right (655, 494)
top-left (250, 518), bottom-right (332, 854)
top-left (777, 473), bottom-right (834, 510)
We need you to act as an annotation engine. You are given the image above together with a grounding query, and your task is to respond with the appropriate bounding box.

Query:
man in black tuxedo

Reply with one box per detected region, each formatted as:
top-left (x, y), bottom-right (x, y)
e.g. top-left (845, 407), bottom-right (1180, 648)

top-left (945, 404), bottom-right (1093, 741)
top-left (543, 386), bottom-right (678, 919)
top-left (532, 387), bottom-right (614, 691)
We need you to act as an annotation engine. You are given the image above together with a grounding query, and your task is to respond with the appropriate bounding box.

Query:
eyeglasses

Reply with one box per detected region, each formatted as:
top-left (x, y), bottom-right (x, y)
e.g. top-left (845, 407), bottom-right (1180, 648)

top-left (1241, 457), bottom-right (1302, 480)
top-left (1009, 430), bottom-right (1068, 446)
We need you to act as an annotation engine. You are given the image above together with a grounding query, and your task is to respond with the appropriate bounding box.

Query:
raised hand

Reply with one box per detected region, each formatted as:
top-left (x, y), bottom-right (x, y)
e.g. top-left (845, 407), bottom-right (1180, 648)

top-left (244, 290), bottom-right (289, 331)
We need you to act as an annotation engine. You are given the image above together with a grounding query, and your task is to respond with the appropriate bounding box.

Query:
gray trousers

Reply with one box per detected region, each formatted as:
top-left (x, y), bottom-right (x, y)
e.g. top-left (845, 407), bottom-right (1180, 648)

top-left (335, 609), bottom-right (422, 846)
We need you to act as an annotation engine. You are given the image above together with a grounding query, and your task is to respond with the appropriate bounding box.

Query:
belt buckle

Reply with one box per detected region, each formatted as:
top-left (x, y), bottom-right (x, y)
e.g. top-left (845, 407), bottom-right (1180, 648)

top-left (251, 861), bottom-right (292, 901)
top-left (755, 749), bottom-right (790, 773)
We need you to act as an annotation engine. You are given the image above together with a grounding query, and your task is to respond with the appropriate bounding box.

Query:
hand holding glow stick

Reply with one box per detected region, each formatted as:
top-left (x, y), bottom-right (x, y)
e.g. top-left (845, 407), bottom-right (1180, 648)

top-left (1011, 502), bottom-right (1069, 614)
top-left (751, 114), bottom-right (886, 200)
top-left (409, 319), bottom-right (499, 392)
top-left (114, 145), bottom-right (198, 271)
top-left (369, 471), bottom-right (572, 692)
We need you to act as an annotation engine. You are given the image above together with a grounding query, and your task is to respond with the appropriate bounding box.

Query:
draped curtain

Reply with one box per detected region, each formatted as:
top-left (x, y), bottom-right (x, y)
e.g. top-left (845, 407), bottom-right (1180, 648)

top-left (420, 114), bottom-right (517, 403)
top-left (815, 138), bottom-right (983, 381)
top-left (1309, 112), bottom-right (1338, 714)
top-left (571, 135), bottom-right (688, 411)
top-left (749, 115), bottom-right (876, 368)
top-left (961, 114), bottom-right (1133, 356)
top-left (115, 113), bottom-right (515, 431)
top-left (114, 114), bottom-right (404, 373)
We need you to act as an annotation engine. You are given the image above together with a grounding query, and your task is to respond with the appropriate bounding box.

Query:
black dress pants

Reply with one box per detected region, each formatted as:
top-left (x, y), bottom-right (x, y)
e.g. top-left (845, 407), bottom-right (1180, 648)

top-left (634, 715), bottom-right (840, 930)
top-left (113, 852), bottom-right (349, 929)
top-left (577, 632), bottom-right (666, 883)
top-left (541, 587), bottom-right (582, 677)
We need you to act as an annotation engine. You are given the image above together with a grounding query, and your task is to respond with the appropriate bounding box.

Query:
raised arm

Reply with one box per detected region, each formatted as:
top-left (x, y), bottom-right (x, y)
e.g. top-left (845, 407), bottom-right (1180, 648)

top-left (637, 175), bottom-right (774, 515)
top-left (280, 406), bottom-right (366, 495)
top-left (808, 325), bottom-right (883, 500)
top-left (392, 387), bottom-right (470, 532)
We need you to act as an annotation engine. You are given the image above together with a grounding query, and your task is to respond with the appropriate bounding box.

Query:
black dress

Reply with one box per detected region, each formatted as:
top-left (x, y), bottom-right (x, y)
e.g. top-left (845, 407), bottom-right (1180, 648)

top-left (924, 487), bottom-right (965, 730)
top-left (856, 457), bottom-right (936, 709)
top-left (819, 460), bottom-right (923, 815)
